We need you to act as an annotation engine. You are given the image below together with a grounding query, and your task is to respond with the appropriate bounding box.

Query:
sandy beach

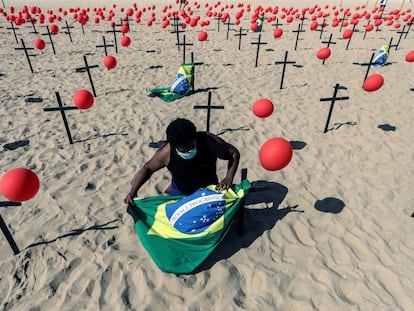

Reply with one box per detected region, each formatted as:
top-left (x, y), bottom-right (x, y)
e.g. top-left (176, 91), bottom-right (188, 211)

top-left (1, 0), bottom-right (414, 310)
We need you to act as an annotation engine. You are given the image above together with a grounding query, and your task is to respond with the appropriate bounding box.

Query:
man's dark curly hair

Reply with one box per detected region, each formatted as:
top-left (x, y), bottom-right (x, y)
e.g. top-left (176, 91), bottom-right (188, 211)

top-left (166, 118), bottom-right (197, 147)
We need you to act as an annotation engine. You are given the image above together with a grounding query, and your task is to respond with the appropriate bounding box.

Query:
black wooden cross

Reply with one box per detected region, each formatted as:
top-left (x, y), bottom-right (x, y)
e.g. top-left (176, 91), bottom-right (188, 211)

top-left (170, 16), bottom-right (184, 51)
top-left (234, 27), bottom-right (247, 50)
top-left (322, 33), bottom-right (336, 48)
top-left (237, 167), bottom-right (248, 236)
top-left (292, 23), bottom-right (305, 51)
top-left (41, 25), bottom-right (57, 55)
top-left (362, 20), bottom-right (371, 40)
top-left (75, 55), bottom-right (99, 97)
top-left (275, 51), bottom-right (296, 89)
top-left (43, 92), bottom-right (79, 144)
top-left (7, 22), bottom-right (19, 44)
top-left (96, 36), bottom-right (114, 56)
top-left (377, 10), bottom-right (385, 30)
top-left (339, 13), bottom-right (348, 33)
top-left (15, 38), bottom-right (35, 73)
top-left (351, 52), bottom-right (379, 87)
top-left (225, 17), bottom-right (235, 40)
top-left (26, 15), bottom-right (38, 35)
top-left (250, 34), bottom-right (267, 67)
top-left (107, 24), bottom-right (122, 53)
top-left (62, 20), bottom-right (74, 42)
top-left (387, 37), bottom-right (397, 57)
top-left (345, 24), bottom-right (357, 50)
top-left (122, 16), bottom-right (131, 29)
top-left (299, 14), bottom-right (307, 31)
top-left (320, 84), bottom-right (349, 133)
top-left (194, 91), bottom-right (224, 132)
top-left (405, 22), bottom-right (412, 39)
top-left (176, 34), bottom-right (193, 64)
top-left (321, 33), bottom-right (336, 65)
top-left (190, 52), bottom-right (204, 92)
top-left (214, 16), bottom-right (221, 32)
top-left (272, 18), bottom-right (284, 29)
top-left (314, 18), bottom-right (327, 40)
top-left (394, 25), bottom-right (409, 50)
top-left (0, 210), bottom-right (21, 255)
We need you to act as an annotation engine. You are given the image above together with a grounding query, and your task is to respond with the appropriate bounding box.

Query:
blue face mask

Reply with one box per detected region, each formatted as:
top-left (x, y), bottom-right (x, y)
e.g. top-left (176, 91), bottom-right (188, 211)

top-left (176, 146), bottom-right (197, 160)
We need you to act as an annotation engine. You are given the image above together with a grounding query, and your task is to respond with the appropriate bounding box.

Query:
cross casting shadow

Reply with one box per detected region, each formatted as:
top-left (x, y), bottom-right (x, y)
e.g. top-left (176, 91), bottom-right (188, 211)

top-left (352, 61), bottom-right (396, 67)
top-left (75, 132), bottom-right (128, 143)
top-left (314, 197), bottom-right (345, 214)
top-left (149, 140), bottom-right (166, 149)
top-left (192, 86), bottom-right (220, 94)
top-left (0, 201), bottom-right (22, 208)
top-left (326, 121), bottom-right (359, 132)
top-left (26, 219), bottom-right (120, 248)
top-left (378, 124), bottom-right (396, 131)
top-left (216, 125), bottom-right (250, 136)
top-left (3, 139), bottom-right (30, 150)
top-left (25, 97), bottom-right (43, 103)
top-left (289, 140), bottom-right (307, 150)
top-left (148, 65), bottom-right (163, 69)
top-left (194, 181), bottom-right (304, 273)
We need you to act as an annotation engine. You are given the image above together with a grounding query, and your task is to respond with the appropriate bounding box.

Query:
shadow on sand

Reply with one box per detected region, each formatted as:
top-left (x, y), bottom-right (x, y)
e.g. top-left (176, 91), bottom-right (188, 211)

top-left (194, 180), bottom-right (304, 273)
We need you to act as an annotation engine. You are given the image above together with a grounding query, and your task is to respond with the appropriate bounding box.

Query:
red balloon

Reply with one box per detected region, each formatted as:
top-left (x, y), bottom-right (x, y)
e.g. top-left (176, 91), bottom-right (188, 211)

top-left (0, 168), bottom-right (40, 202)
top-left (198, 31), bottom-right (208, 41)
top-left (342, 29), bottom-right (353, 39)
top-left (120, 36), bottom-right (131, 47)
top-left (273, 28), bottom-right (283, 38)
top-left (310, 21), bottom-right (318, 30)
top-left (49, 23), bottom-right (59, 34)
top-left (252, 98), bottom-right (274, 118)
top-left (374, 19), bottom-right (382, 27)
top-left (365, 24), bottom-right (374, 32)
top-left (363, 74), bottom-right (384, 92)
top-left (250, 22), bottom-right (259, 31)
top-left (316, 47), bottom-right (331, 60)
top-left (120, 24), bottom-right (129, 33)
top-left (405, 50), bottom-right (414, 62)
top-left (73, 89), bottom-right (94, 109)
top-left (34, 38), bottom-right (46, 50)
top-left (103, 55), bottom-right (117, 69)
top-left (259, 138), bottom-right (293, 171)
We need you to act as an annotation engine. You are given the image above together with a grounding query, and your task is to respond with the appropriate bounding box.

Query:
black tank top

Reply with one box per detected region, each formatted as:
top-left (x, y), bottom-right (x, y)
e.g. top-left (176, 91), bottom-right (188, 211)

top-left (167, 132), bottom-right (218, 195)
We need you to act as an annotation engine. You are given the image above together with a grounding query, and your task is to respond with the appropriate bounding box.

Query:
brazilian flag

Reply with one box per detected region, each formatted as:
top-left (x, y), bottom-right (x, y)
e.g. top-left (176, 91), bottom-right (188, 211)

top-left (373, 45), bottom-right (389, 67)
top-left (149, 63), bottom-right (194, 102)
top-left (127, 180), bottom-right (250, 274)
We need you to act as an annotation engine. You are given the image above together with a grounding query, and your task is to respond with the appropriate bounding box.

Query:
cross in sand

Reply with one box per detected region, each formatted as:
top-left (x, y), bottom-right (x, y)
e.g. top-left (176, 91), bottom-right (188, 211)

top-left (41, 25), bottom-right (57, 55)
top-left (96, 36), bottom-right (115, 56)
top-left (62, 20), bottom-right (75, 42)
top-left (275, 51), bottom-right (297, 89)
top-left (250, 34), bottom-right (268, 67)
top-left (15, 38), bottom-right (35, 73)
top-left (320, 84), bottom-right (350, 133)
top-left (194, 91), bottom-right (224, 133)
top-left (176, 35), bottom-right (193, 64)
top-left (43, 92), bottom-right (79, 144)
top-left (292, 23), bottom-right (305, 51)
top-left (75, 55), bottom-right (99, 97)
top-left (234, 27), bottom-right (247, 50)
top-left (7, 22), bottom-right (19, 44)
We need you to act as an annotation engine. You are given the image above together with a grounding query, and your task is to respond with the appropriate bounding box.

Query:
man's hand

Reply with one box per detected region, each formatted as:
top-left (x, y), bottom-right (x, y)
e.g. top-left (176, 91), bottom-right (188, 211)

top-left (216, 176), bottom-right (233, 191)
top-left (124, 192), bottom-right (137, 207)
